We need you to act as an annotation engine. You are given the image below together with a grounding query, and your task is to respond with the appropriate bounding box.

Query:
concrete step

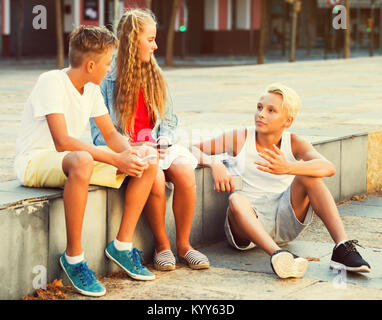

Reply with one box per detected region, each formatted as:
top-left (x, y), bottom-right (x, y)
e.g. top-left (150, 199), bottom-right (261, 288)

top-left (0, 131), bottom-right (380, 299)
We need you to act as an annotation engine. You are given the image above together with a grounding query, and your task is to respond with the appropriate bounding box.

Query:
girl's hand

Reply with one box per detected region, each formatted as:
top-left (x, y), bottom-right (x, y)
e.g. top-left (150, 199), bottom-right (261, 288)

top-left (156, 137), bottom-right (171, 159)
top-left (211, 162), bottom-right (235, 193)
top-left (255, 144), bottom-right (291, 175)
top-left (117, 149), bottom-right (149, 178)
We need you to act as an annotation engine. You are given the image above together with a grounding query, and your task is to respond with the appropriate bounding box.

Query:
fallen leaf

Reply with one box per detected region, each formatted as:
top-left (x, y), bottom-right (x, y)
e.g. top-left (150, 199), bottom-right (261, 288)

top-left (305, 257), bottom-right (320, 262)
top-left (21, 279), bottom-right (71, 300)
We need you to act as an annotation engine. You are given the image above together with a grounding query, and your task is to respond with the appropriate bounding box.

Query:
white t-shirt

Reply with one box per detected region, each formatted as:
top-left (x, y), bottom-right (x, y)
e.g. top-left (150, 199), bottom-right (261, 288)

top-left (14, 69), bottom-right (108, 184)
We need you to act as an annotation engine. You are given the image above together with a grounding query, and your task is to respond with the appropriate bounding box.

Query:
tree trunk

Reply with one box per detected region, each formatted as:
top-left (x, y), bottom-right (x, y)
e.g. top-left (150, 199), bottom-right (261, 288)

top-left (56, 0), bottom-right (64, 68)
top-left (289, 0), bottom-right (299, 62)
top-left (257, 0), bottom-right (266, 64)
top-left (16, 0), bottom-right (24, 61)
top-left (249, 0), bottom-right (254, 55)
top-left (343, 0), bottom-right (350, 58)
top-left (114, 0), bottom-right (119, 32)
top-left (369, 2), bottom-right (374, 57)
top-left (165, 0), bottom-right (180, 66)
top-left (303, 0), bottom-right (316, 56)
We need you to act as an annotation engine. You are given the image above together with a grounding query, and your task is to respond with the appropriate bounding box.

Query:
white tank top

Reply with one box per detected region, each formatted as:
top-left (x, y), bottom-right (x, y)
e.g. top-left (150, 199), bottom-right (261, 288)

top-left (226, 126), bottom-right (298, 202)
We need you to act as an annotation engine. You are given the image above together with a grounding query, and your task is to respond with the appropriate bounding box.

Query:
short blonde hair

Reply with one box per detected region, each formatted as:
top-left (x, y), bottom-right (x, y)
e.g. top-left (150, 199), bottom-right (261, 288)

top-left (68, 25), bottom-right (118, 68)
top-left (264, 83), bottom-right (301, 118)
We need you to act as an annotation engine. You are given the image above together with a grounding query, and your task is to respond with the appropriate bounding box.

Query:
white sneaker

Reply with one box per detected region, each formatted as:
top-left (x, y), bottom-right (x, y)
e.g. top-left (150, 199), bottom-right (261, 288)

top-left (270, 250), bottom-right (308, 279)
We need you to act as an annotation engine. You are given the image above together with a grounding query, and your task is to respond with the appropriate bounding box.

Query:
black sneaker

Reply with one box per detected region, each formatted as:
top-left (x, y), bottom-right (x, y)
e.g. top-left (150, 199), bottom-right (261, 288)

top-left (270, 250), bottom-right (308, 279)
top-left (330, 240), bottom-right (371, 273)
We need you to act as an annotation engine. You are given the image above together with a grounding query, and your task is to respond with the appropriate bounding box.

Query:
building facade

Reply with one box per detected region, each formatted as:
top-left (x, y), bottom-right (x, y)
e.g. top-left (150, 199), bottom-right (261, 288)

top-left (1, 0), bottom-right (381, 58)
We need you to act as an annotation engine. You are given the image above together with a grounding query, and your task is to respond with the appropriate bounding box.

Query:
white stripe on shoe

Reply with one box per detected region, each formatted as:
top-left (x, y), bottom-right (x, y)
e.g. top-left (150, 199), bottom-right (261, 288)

top-left (153, 250), bottom-right (176, 271)
top-left (180, 249), bottom-right (210, 270)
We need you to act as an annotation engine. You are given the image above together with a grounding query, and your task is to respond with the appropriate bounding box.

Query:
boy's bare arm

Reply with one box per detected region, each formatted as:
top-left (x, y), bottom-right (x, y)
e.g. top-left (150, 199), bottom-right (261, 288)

top-left (92, 114), bottom-right (131, 153)
top-left (255, 134), bottom-right (336, 178)
top-left (46, 113), bottom-right (147, 176)
top-left (191, 129), bottom-right (245, 193)
top-left (191, 129), bottom-right (245, 167)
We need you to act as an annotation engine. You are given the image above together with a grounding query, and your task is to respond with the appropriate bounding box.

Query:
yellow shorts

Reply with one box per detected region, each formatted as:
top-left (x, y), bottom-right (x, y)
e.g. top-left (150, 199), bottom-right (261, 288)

top-left (23, 146), bottom-right (126, 189)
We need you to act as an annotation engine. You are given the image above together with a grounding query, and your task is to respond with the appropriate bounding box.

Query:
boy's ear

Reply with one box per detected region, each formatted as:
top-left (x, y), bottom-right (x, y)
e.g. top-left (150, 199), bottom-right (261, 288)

top-left (285, 116), bottom-right (294, 128)
top-left (85, 60), bottom-right (96, 73)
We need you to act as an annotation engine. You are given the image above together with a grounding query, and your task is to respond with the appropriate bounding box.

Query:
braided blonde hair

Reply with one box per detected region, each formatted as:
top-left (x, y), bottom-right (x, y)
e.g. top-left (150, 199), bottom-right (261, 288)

top-left (114, 8), bottom-right (167, 135)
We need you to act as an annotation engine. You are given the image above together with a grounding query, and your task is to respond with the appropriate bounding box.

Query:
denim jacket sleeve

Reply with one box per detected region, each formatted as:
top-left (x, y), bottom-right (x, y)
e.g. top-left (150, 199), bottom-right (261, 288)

top-left (90, 78), bottom-right (107, 146)
top-left (90, 75), bottom-right (120, 146)
top-left (153, 93), bottom-right (179, 143)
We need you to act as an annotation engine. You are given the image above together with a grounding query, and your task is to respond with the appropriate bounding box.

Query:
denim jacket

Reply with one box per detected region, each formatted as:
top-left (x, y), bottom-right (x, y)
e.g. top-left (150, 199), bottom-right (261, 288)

top-left (90, 57), bottom-right (178, 146)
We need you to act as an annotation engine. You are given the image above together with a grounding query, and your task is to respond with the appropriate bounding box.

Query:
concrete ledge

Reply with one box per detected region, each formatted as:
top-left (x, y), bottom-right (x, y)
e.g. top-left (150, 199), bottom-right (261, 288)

top-left (367, 129), bottom-right (382, 193)
top-left (0, 131), bottom-right (374, 299)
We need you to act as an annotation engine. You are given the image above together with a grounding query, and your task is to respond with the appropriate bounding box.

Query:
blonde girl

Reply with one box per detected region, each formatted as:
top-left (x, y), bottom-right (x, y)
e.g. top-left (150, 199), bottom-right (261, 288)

top-left (91, 8), bottom-right (209, 273)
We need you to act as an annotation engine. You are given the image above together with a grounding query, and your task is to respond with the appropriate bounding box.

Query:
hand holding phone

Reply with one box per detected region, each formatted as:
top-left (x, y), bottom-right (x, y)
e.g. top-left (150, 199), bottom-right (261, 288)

top-left (140, 154), bottom-right (157, 163)
top-left (156, 143), bottom-right (172, 149)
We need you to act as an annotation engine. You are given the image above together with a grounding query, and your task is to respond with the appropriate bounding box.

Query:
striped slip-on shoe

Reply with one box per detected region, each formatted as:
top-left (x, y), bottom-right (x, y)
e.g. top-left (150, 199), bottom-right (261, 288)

top-left (153, 249), bottom-right (176, 271)
top-left (179, 249), bottom-right (210, 270)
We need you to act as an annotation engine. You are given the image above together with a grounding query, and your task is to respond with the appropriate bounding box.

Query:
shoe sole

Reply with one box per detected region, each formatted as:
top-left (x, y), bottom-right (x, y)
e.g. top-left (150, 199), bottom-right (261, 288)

top-left (271, 252), bottom-right (308, 279)
top-left (330, 260), bottom-right (371, 273)
top-left (188, 262), bottom-right (210, 270)
top-left (105, 248), bottom-right (156, 281)
top-left (59, 257), bottom-right (106, 297)
top-left (154, 262), bottom-right (176, 271)
top-left (179, 257), bottom-right (210, 270)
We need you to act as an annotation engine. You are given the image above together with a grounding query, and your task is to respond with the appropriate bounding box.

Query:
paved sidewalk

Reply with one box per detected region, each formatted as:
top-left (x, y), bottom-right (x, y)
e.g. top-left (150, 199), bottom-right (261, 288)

top-left (42, 193), bottom-right (381, 301)
top-left (2, 56), bottom-right (381, 301)
top-left (1, 56), bottom-right (382, 182)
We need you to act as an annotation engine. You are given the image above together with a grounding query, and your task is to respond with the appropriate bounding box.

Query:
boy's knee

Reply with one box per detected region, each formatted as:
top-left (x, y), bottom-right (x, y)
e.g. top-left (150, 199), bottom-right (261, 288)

top-left (228, 193), bottom-right (243, 213)
top-left (64, 151), bottom-right (94, 178)
top-left (228, 193), bottom-right (257, 219)
top-left (295, 175), bottom-right (322, 188)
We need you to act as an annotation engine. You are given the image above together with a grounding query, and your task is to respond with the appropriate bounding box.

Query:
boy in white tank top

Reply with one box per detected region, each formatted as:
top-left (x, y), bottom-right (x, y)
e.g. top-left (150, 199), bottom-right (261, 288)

top-left (192, 83), bottom-right (370, 279)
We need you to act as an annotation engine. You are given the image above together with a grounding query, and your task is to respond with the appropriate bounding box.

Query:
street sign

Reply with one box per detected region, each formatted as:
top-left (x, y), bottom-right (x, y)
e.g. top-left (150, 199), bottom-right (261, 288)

top-left (326, 0), bottom-right (341, 7)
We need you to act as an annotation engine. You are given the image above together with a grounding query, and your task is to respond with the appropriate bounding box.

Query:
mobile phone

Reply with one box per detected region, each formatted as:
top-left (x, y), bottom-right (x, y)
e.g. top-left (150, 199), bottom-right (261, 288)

top-left (156, 143), bottom-right (173, 149)
top-left (141, 154), bottom-right (157, 162)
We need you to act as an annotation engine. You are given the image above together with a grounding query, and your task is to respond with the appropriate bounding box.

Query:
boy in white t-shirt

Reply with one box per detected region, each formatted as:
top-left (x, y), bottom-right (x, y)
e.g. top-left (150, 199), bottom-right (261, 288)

top-left (14, 26), bottom-right (158, 297)
top-left (192, 83), bottom-right (371, 279)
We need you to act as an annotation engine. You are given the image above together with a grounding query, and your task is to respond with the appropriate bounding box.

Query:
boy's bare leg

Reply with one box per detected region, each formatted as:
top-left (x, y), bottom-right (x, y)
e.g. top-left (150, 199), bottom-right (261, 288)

top-left (290, 176), bottom-right (348, 244)
top-left (62, 151), bottom-right (95, 257)
top-left (143, 169), bottom-right (172, 252)
top-left (164, 159), bottom-right (196, 257)
top-left (228, 193), bottom-right (280, 255)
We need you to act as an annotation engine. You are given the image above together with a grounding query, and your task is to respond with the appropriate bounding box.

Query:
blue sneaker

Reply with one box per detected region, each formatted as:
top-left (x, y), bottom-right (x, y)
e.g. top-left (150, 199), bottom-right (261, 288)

top-left (59, 253), bottom-right (106, 297)
top-left (105, 241), bottom-right (155, 280)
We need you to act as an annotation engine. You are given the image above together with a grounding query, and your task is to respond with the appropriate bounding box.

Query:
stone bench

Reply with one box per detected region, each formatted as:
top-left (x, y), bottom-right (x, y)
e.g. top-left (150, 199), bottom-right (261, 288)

top-left (1, 129), bottom-right (381, 299)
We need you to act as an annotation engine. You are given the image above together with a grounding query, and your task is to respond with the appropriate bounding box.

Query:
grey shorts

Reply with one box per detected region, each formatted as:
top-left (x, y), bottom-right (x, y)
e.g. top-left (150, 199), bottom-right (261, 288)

top-left (224, 185), bottom-right (314, 251)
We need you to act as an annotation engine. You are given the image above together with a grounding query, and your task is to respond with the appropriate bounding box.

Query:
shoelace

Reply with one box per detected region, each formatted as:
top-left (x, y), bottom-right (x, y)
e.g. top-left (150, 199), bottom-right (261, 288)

top-left (74, 262), bottom-right (96, 286)
top-left (344, 239), bottom-right (364, 253)
top-left (130, 248), bottom-right (145, 270)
